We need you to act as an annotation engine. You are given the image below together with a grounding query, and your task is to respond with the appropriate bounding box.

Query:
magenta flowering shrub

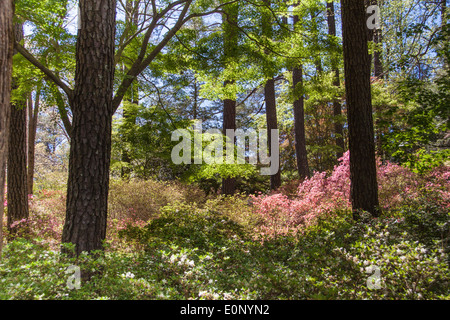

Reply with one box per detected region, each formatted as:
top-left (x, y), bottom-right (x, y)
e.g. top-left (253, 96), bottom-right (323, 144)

top-left (252, 151), bottom-right (450, 238)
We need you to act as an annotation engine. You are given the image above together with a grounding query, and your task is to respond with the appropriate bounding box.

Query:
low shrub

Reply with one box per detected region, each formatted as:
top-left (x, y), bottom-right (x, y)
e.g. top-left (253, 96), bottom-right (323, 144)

top-left (108, 179), bottom-right (206, 221)
top-left (118, 207), bottom-right (249, 254)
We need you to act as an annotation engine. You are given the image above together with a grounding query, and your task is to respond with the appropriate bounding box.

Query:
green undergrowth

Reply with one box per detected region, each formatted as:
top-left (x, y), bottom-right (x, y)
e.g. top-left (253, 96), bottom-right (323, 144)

top-left (1, 195), bottom-right (448, 300)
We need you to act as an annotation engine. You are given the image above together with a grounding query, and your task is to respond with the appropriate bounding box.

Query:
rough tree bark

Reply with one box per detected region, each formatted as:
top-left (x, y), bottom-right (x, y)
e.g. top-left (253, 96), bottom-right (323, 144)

top-left (341, 0), bottom-right (380, 218)
top-left (221, 3), bottom-right (239, 196)
top-left (0, 0), bottom-right (14, 259)
top-left (61, 0), bottom-right (117, 256)
top-left (7, 22), bottom-right (29, 233)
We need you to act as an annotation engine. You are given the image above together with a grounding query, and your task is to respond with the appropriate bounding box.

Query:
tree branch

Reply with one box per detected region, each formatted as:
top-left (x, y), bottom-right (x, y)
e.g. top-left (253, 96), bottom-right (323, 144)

top-left (112, 0), bottom-right (193, 112)
top-left (15, 42), bottom-right (74, 101)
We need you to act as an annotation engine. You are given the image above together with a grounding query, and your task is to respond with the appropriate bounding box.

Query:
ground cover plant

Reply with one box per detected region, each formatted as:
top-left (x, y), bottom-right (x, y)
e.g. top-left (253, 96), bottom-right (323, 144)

top-left (1, 156), bottom-right (448, 300)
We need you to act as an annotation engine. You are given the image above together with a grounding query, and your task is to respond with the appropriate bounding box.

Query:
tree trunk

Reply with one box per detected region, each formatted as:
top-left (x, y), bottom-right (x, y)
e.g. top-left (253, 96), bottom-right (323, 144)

top-left (373, 30), bottom-right (383, 79)
top-left (222, 95), bottom-right (236, 195)
top-left (62, 0), bottom-right (117, 256)
top-left (341, 0), bottom-right (380, 218)
top-left (27, 88), bottom-right (40, 196)
top-left (262, 0), bottom-right (281, 190)
top-left (264, 78), bottom-right (281, 190)
top-left (221, 3), bottom-right (239, 196)
top-left (7, 22), bottom-right (29, 233)
top-left (121, 0), bottom-right (138, 179)
top-left (310, 10), bottom-right (323, 75)
top-left (442, 0), bottom-right (449, 68)
top-left (292, 13), bottom-right (309, 180)
top-left (292, 65), bottom-right (309, 180)
top-left (327, 0), bottom-right (345, 160)
top-left (0, 0), bottom-right (14, 259)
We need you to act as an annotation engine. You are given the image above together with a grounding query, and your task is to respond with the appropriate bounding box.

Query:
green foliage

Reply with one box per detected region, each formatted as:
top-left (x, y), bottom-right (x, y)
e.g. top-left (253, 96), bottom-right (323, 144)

top-left (395, 190), bottom-right (450, 250)
top-left (111, 102), bottom-right (191, 180)
top-left (0, 239), bottom-right (81, 299)
top-left (404, 149), bottom-right (450, 174)
top-left (119, 208), bottom-right (249, 254)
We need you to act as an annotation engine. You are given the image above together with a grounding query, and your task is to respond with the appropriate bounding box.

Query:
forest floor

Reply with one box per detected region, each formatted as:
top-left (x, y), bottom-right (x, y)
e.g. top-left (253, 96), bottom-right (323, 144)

top-left (1, 160), bottom-right (449, 300)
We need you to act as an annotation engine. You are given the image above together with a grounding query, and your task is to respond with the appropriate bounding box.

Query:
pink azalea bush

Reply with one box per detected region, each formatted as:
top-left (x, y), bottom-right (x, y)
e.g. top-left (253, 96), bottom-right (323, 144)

top-left (251, 151), bottom-right (450, 238)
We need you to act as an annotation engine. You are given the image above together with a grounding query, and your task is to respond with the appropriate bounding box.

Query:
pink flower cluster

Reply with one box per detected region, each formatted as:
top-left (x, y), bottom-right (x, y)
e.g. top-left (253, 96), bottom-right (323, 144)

top-left (251, 151), bottom-right (450, 238)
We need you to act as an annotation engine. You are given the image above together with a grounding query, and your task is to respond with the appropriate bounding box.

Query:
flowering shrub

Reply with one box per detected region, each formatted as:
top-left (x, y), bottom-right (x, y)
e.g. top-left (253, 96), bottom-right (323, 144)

top-left (4, 190), bottom-right (66, 250)
top-left (251, 151), bottom-right (450, 238)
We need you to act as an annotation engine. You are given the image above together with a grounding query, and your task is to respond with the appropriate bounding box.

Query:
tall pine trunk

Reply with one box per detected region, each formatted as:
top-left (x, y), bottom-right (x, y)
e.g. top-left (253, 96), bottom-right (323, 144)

top-left (222, 95), bottom-right (236, 195)
top-left (7, 22), bottom-right (29, 232)
top-left (0, 0), bottom-right (14, 259)
top-left (62, 0), bottom-right (117, 256)
top-left (327, 0), bottom-right (345, 160)
top-left (292, 12), bottom-right (309, 180)
top-left (221, 3), bottom-right (239, 196)
top-left (341, 0), bottom-right (380, 218)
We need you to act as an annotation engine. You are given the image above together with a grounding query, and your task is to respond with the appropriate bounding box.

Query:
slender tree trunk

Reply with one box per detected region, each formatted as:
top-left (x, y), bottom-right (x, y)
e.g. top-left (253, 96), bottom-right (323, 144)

top-left (7, 22), bottom-right (29, 233)
top-left (373, 31), bottom-right (383, 79)
top-left (292, 13), bottom-right (309, 180)
top-left (193, 77), bottom-right (198, 120)
top-left (0, 0), bottom-right (14, 259)
top-left (121, 0), bottom-right (139, 179)
top-left (442, 0), bottom-right (449, 68)
top-left (222, 94), bottom-right (236, 195)
top-left (262, 0), bottom-right (281, 190)
top-left (327, 0), bottom-right (345, 160)
top-left (264, 78), bottom-right (281, 190)
top-left (62, 0), bottom-right (117, 256)
top-left (292, 65), bottom-right (309, 180)
top-left (310, 10), bottom-right (323, 75)
top-left (27, 88), bottom-right (40, 196)
top-left (221, 3), bottom-right (239, 196)
top-left (368, 0), bottom-right (383, 79)
top-left (341, 0), bottom-right (380, 218)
